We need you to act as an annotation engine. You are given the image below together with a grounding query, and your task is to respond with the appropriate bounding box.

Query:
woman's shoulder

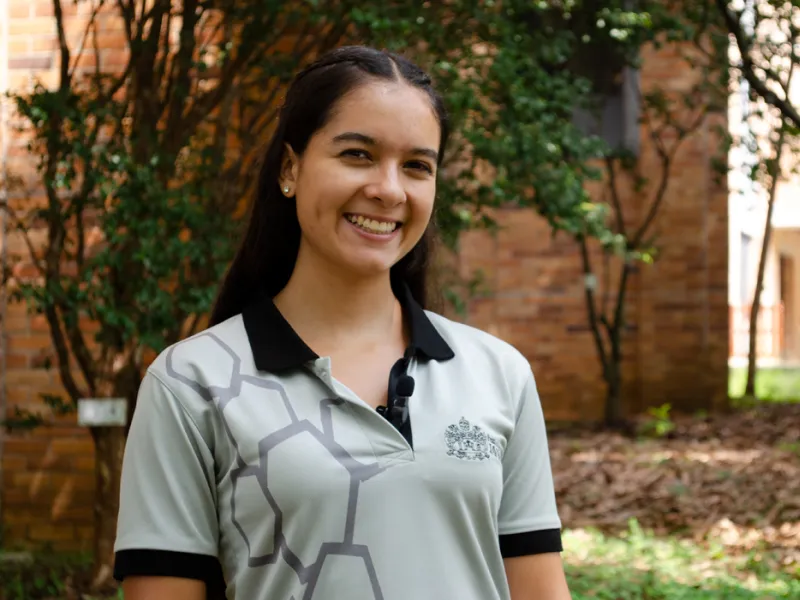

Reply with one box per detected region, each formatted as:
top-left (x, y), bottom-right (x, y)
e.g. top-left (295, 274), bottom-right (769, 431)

top-left (424, 310), bottom-right (532, 376)
top-left (147, 313), bottom-right (250, 383)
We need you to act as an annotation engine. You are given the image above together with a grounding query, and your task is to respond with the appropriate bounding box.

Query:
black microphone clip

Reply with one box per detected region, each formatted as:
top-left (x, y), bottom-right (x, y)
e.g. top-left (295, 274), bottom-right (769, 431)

top-left (388, 374), bottom-right (415, 424)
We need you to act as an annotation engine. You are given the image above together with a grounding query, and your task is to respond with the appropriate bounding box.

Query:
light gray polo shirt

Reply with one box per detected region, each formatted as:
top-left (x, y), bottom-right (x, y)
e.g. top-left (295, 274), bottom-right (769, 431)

top-left (113, 285), bottom-right (562, 599)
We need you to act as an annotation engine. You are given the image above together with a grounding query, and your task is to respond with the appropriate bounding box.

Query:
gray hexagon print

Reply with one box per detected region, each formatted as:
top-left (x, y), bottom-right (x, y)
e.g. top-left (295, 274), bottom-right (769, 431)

top-left (165, 331), bottom-right (392, 600)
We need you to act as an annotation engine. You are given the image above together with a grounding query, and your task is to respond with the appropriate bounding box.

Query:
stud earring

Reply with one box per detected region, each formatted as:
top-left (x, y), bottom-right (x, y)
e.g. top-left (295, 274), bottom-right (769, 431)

top-left (283, 186), bottom-right (290, 194)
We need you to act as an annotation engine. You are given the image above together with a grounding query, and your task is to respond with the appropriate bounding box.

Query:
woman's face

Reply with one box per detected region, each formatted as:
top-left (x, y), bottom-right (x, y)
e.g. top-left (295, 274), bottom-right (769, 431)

top-left (281, 79), bottom-right (440, 281)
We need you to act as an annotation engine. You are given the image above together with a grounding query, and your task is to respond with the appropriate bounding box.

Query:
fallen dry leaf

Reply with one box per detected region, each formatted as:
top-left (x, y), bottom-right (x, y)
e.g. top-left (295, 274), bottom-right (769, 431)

top-left (550, 403), bottom-right (800, 567)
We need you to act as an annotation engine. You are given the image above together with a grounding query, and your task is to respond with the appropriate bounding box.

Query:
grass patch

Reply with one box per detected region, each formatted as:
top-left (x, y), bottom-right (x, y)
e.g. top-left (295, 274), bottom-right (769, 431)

top-left (728, 367), bottom-right (800, 402)
top-left (565, 521), bottom-right (799, 599)
top-left (0, 551), bottom-right (120, 600)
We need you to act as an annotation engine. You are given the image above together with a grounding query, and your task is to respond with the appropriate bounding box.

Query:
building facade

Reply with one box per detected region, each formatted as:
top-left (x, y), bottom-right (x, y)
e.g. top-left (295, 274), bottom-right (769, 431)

top-left (727, 24), bottom-right (800, 368)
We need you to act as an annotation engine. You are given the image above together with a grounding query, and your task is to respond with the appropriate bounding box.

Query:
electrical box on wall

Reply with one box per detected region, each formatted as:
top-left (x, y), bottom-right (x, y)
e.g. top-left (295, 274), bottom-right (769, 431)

top-left (77, 398), bottom-right (127, 427)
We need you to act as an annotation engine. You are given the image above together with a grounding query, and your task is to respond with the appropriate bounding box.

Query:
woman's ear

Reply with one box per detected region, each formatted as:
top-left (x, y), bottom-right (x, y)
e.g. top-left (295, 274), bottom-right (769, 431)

top-left (279, 144), bottom-right (300, 197)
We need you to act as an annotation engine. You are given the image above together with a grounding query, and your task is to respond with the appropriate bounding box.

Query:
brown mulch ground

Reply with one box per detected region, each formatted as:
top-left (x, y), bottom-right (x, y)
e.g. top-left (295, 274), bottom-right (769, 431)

top-left (550, 403), bottom-right (800, 566)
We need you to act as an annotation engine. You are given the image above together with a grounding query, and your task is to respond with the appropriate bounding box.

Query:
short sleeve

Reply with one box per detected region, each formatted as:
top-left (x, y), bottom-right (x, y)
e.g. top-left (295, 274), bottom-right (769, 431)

top-left (497, 368), bottom-right (563, 558)
top-left (113, 369), bottom-right (225, 595)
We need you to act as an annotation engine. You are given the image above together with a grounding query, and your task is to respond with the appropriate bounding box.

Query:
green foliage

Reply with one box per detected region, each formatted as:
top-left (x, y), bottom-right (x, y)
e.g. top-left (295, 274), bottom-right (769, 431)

top-left (638, 403), bottom-right (676, 439)
top-left (2, 393), bottom-right (75, 434)
top-left (352, 1), bottom-right (660, 246)
top-left (564, 522), bottom-right (800, 599)
top-left (0, 552), bottom-right (83, 600)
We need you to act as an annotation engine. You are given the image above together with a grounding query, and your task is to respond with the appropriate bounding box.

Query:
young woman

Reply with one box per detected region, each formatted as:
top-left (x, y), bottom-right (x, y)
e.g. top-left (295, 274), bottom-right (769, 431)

top-left (113, 45), bottom-right (571, 600)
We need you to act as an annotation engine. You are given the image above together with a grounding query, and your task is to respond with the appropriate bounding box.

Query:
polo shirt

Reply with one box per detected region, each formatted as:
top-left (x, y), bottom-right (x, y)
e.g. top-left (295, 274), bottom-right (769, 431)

top-left (113, 284), bottom-right (563, 600)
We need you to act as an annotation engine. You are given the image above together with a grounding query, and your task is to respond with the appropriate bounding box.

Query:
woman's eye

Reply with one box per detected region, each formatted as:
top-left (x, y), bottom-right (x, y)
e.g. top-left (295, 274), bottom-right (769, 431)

top-left (406, 161), bottom-right (434, 175)
top-left (341, 149), bottom-right (370, 160)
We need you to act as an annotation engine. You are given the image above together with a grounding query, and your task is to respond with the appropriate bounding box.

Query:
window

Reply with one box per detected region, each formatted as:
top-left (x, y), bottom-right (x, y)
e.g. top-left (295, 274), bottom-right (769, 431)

top-left (572, 66), bottom-right (641, 156)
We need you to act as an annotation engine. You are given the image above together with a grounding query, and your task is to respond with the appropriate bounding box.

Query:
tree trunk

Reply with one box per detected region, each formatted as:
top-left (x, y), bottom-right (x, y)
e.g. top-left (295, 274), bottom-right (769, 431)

top-left (745, 125), bottom-right (787, 399)
top-left (90, 425), bottom-right (127, 591)
top-left (604, 359), bottom-right (623, 427)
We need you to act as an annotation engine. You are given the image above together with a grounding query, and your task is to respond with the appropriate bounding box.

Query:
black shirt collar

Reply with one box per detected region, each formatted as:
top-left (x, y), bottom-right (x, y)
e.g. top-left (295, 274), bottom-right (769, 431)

top-left (242, 283), bottom-right (455, 372)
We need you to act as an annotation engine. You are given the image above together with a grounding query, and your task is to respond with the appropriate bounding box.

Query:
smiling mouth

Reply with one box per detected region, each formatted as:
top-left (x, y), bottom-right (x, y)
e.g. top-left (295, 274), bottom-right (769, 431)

top-left (344, 213), bottom-right (402, 235)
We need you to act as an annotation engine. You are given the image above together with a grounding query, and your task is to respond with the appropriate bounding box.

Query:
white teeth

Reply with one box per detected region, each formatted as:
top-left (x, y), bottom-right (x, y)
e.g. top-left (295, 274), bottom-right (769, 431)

top-left (346, 215), bottom-right (398, 234)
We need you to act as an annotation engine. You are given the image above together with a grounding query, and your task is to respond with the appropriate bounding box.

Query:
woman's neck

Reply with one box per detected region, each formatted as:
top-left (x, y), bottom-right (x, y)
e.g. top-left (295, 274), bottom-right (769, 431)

top-left (272, 251), bottom-right (405, 354)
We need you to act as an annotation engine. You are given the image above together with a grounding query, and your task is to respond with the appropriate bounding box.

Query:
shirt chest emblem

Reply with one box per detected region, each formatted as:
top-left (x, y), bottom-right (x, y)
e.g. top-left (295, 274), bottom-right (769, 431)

top-left (444, 417), bottom-right (502, 461)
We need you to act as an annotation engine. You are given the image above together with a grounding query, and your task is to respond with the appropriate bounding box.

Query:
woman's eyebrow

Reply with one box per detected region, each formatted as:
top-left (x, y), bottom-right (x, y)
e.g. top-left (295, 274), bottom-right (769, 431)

top-left (332, 132), bottom-right (376, 145)
top-left (410, 147), bottom-right (439, 162)
top-left (332, 131), bottom-right (438, 162)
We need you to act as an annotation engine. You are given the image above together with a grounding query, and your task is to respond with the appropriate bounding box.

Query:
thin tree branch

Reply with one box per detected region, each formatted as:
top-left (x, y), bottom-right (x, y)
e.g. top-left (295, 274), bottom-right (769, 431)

top-left (154, 5), bottom-right (176, 115)
top-left (0, 202), bottom-right (45, 276)
top-left (53, 0), bottom-right (71, 91)
top-left (181, 9), bottom-right (317, 144)
top-left (604, 156), bottom-right (626, 237)
top-left (601, 248), bottom-right (612, 326)
top-left (117, 0), bottom-right (135, 43)
top-left (67, 0), bottom-right (106, 82)
top-left (579, 237), bottom-right (610, 374)
top-left (716, 0), bottom-right (800, 129)
top-left (45, 306), bottom-right (86, 401)
top-left (611, 262), bottom-right (632, 343)
top-left (745, 48), bottom-right (796, 396)
top-left (184, 313), bottom-right (202, 339)
top-left (631, 101), bottom-right (708, 250)
top-left (163, 0), bottom-right (199, 153)
top-left (64, 307), bottom-right (97, 394)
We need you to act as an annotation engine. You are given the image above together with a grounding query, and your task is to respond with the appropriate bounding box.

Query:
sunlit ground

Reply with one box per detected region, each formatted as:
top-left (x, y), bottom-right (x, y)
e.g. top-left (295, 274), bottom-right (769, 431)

top-left (554, 399), bottom-right (799, 599)
top-left (728, 367), bottom-right (800, 402)
top-left (564, 523), bottom-right (799, 599)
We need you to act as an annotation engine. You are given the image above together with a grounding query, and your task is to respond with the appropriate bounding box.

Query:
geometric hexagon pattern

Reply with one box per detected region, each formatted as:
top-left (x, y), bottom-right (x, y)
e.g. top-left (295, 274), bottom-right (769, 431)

top-left (165, 332), bottom-right (392, 599)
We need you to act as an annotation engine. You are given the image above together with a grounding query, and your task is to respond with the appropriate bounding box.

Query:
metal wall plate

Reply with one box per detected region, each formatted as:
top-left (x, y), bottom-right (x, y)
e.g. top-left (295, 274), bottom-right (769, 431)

top-left (77, 397), bottom-right (128, 427)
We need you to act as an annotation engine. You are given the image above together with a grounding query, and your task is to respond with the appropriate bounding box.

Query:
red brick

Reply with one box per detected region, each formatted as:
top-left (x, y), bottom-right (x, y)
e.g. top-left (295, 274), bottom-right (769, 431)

top-left (8, 19), bottom-right (56, 37)
top-left (3, 523), bottom-right (29, 542)
top-left (8, 38), bottom-right (31, 53)
top-left (9, 2), bottom-right (31, 18)
top-left (30, 36), bottom-right (57, 52)
top-left (8, 333), bottom-right (53, 352)
top-left (3, 437), bottom-right (51, 456)
top-left (4, 369), bottom-right (53, 388)
top-left (34, 1), bottom-right (57, 17)
top-left (5, 353), bottom-right (31, 369)
top-left (29, 524), bottom-right (75, 542)
top-left (49, 437), bottom-right (94, 456)
top-left (52, 538), bottom-right (91, 552)
top-left (2, 455), bottom-right (29, 472)
top-left (92, 30), bottom-right (128, 50)
top-left (72, 455), bottom-right (96, 471)
top-left (12, 472), bottom-right (94, 495)
top-left (8, 55), bottom-right (54, 70)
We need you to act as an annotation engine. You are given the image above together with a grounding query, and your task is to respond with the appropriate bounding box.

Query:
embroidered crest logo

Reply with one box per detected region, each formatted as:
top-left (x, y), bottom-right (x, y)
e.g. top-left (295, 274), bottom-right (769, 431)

top-left (444, 417), bottom-right (502, 461)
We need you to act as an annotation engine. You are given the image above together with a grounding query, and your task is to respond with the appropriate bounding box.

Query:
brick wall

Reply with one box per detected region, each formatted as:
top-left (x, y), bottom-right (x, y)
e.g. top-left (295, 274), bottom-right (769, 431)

top-left (0, 10), bottom-right (728, 549)
top-left (1, 0), bottom-right (99, 552)
top-left (459, 45), bottom-right (729, 420)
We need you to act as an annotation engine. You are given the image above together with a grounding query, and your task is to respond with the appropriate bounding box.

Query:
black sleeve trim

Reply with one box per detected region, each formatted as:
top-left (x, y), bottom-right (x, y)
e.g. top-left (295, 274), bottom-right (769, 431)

top-left (114, 549), bottom-right (226, 599)
top-left (499, 528), bottom-right (563, 558)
